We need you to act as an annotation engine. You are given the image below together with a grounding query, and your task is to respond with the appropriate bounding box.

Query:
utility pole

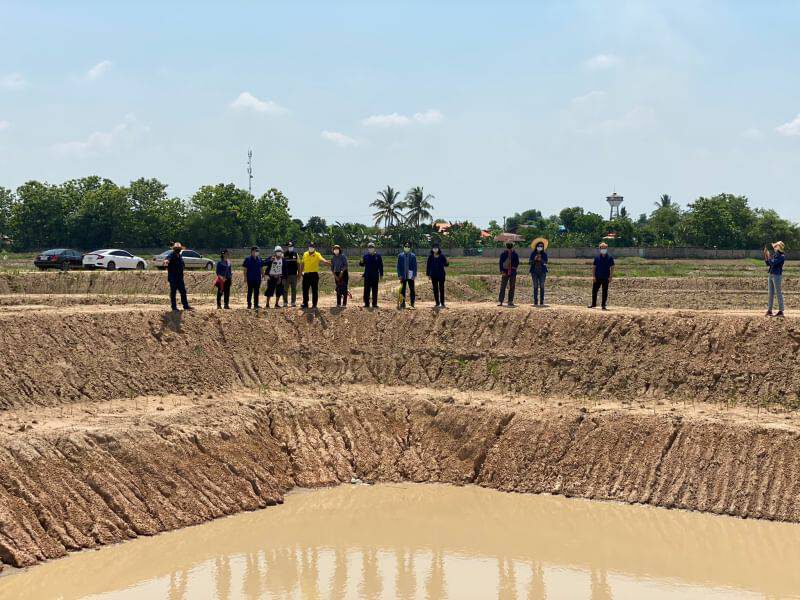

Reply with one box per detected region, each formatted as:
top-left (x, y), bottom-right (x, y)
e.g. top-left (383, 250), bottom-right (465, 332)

top-left (247, 149), bottom-right (253, 194)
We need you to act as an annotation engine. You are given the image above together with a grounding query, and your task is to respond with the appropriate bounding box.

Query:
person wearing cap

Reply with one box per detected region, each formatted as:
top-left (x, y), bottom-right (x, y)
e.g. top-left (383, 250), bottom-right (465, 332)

top-left (396, 243), bottom-right (418, 309)
top-left (764, 241), bottom-right (786, 317)
top-left (215, 249), bottom-right (233, 309)
top-left (242, 246), bottom-right (264, 310)
top-left (359, 242), bottom-right (384, 308)
top-left (426, 242), bottom-right (449, 308)
top-left (330, 245), bottom-right (349, 307)
top-left (299, 241), bottom-right (330, 309)
top-left (166, 242), bottom-right (191, 311)
top-left (283, 240), bottom-right (299, 307)
top-left (498, 242), bottom-right (520, 307)
top-left (529, 237), bottom-right (549, 307)
top-left (588, 242), bottom-right (614, 310)
top-left (264, 246), bottom-right (288, 308)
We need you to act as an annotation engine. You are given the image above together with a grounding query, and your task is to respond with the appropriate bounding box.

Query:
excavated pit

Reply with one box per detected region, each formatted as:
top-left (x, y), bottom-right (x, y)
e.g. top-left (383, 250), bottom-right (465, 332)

top-left (1, 305), bottom-right (799, 571)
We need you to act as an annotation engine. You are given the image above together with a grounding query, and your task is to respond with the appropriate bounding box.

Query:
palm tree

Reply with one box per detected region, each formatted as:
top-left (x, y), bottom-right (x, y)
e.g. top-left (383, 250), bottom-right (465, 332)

top-left (370, 186), bottom-right (403, 228)
top-left (401, 186), bottom-right (435, 227)
top-left (655, 194), bottom-right (672, 209)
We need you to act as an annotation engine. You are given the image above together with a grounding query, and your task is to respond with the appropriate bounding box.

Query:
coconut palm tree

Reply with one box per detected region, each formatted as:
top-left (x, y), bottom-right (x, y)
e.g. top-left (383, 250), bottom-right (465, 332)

top-left (402, 187), bottom-right (435, 227)
top-left (655, 194), bottom-right (672, 209)
top-left (370, 186), bottom-right (403, 228)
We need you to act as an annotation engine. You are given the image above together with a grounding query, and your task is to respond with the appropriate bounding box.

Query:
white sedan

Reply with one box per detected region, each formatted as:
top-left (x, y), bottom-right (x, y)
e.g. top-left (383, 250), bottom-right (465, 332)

top-left (82, 249), bottom-right (148, 271)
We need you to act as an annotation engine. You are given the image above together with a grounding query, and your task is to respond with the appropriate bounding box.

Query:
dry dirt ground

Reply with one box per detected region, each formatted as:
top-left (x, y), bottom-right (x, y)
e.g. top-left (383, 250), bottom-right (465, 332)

top-left (0, 274), bottom-right (798, 572)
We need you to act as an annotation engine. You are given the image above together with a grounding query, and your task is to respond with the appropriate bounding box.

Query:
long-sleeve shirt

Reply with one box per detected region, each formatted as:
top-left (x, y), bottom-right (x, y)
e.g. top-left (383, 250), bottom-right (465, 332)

top-left (766, 252), bottom-right (785, 275)
top-left (166, 250), bottom-right (185, 283)
top-left (396, 252), bottom-right (418, 280)
top-left (331, 254), bottom-right (348, 274)
top-left (426, 253), bottom-right (449, 279)
top-left (528, 251), bottom-right (548, 275)
top-left (498, 250), bottom-right (520, 274)
top-left (359, 253), bottom-right (384, 279)
top-left (216, 259), bottom-right (233, 279)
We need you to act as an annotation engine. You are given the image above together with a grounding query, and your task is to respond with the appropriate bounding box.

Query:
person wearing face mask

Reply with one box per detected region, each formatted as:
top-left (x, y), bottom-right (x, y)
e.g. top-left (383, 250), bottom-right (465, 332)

top-left (264, 246), bottom-right (288, 308)
top-left (330, 244), bottom-right (349, 307)
top-left (426, 243), bottom-right (449, 308)
top-left (764, 240), bottom-right (786, 317)
top-left (498, 242), bottom-right (520, 307)
top-left (242, 246), bottom-right (264, 310)
top-left (299, 241), bottom-right (330, 310)
top-left (359, 242), bottom-right (384, 308)
top-left (215, 249), bottom-right (233, 309)
top-left (396, 242), bottom-right (418, 309)
top-left (528, 238), bottom-right (549, 307)
top-left (589, 242), bottom-right (615, 310)
top-left (283, 240), bottom-right (299, 307)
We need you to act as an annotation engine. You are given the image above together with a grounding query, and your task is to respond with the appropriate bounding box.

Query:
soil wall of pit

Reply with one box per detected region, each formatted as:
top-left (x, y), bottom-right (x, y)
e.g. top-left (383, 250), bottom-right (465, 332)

top-left (1, 307), bottom-right (798, 410)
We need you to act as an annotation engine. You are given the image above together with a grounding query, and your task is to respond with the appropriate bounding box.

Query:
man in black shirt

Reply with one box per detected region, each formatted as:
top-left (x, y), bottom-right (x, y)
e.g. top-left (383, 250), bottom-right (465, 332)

top-left (283, 240), bottom-right (299, 306)
top-left (166, 242), bottom-right (191, 311)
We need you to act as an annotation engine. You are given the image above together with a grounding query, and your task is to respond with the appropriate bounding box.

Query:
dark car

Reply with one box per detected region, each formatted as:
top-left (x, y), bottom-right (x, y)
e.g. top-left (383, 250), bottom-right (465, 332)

top-left (33, 249), bottom-right (84, 271)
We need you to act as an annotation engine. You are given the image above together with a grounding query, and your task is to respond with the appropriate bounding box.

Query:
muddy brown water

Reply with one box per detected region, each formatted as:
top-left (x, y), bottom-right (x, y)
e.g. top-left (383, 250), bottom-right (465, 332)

top-left (2, 484), bottom-right (799, 599)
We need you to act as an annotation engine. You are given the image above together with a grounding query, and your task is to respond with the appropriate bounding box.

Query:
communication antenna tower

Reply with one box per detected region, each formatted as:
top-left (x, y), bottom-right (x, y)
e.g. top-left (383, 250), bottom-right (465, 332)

top-left (247, 149), bottom-right (253, 194)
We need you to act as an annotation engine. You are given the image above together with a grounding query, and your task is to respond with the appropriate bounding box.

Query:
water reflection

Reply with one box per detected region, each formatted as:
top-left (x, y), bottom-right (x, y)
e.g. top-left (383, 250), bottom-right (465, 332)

top-left (0, 483), bottom-right (798, 599)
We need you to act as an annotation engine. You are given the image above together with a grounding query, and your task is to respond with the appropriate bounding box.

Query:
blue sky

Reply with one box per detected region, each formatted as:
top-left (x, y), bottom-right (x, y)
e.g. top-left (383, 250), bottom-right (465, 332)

top-left (1, 0), bottom-right (799, 225)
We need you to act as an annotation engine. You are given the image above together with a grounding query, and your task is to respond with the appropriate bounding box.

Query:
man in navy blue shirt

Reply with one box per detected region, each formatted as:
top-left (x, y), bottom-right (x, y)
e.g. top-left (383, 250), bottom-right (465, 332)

top-left (588, 242), bottom-right (615, 310)
top-left (498, 242), bottom-right (520, 307)
top-left (242, 246), bottom-right (264, 309)
top-left (359, 242), bottom-right (384, 308)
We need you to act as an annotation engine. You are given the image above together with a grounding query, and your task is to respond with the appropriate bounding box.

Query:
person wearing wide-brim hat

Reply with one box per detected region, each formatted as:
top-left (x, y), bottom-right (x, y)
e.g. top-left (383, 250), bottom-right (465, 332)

top-left (588, 242), bottom-right (614, 310)
top-left (528, 237), bottom-right (549, 307)
top-left (764, 241), bottom-right (786, 317)
top-left (166, 242), bottom-right (191, 311)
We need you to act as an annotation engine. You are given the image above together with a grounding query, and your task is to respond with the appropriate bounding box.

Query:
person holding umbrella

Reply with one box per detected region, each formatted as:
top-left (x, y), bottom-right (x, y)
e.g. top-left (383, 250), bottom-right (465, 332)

top-left (529, 237), bottom-right (549, 307)
top-left (498, 242), bottom-right (520, 307)
top-left (764, 241), bottom-right (786, 317)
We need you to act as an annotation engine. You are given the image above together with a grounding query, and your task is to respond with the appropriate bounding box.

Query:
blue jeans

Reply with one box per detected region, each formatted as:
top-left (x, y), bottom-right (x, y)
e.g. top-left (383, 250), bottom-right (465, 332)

top-left (532, 272), bottom-right (546, 305)
top-left (768, 273), bottom-right (784, 312)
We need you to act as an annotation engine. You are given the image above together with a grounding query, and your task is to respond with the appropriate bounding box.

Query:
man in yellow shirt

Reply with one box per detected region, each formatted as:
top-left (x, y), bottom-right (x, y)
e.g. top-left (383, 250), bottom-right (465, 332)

top-left (299, 241), bottom-right (330, 309)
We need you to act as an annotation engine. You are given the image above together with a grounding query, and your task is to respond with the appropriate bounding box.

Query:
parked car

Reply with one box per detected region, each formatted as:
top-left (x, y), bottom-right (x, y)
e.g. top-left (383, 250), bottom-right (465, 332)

top-left (33, 248), bottom-right (84, 271)
top-left (152, 248), bottom-right (214, 270)
top-left (82, 249), bottom-right (148, 271)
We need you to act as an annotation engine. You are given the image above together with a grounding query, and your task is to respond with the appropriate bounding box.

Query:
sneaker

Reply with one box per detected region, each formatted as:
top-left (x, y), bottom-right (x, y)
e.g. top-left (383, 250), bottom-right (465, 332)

top-left (508, 303), bottom-right (516, 308)
top-left (776, 311), bottom-right (785, 318)
top-left (497, 302), bottom-right (504, 307)
top-left (601, 307), bottom-right (608, 311)
top-left (587, 305), bottom-right (596, 309)
top-left (766, 310), bottom-right (774, 317)
top-left (224, 305), bottom-right (230, 309)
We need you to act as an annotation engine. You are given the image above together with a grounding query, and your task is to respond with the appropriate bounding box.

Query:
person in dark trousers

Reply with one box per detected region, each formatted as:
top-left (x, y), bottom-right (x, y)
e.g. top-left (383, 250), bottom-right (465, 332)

top-left (264, 245), bottom-right (288, 308)
top-left (764, 240), bottom-right (786, 317)
top-left (498, 242), bottom-right (520, 307)
top-left (426, 243), bottom-right (449, 308)
top-left (396, 243), bottom-right (418, 309)
top-left (242, 246), bottom-right (264, 309)
top-left (283, 240), bottom-right (299, 307)
top-left (331, 244), bottom-right (349, 307)
top-left (589, 242), bottom-right (615, 310)
top-left (529, 238), bottom-right (549, 307)
top-left (215, 249), bottom-right (233, 309)
top-left (166, 242), bottom-right (191, 311)
top-left (360, 242), bottom-right (384, 308)
top-left (299, 241), bottom-right (330, 309)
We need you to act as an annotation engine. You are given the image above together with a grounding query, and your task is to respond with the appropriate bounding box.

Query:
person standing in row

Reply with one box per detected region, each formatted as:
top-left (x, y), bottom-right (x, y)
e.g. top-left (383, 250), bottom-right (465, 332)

top-left (283, 240), bottom-right (299, 307)
top-left (588, 242), bottom-right (614, 310)
top-left (397, 243), bottom-right (418, 309)
top-left (426, 242), bottom-right (449, 309)
top-left (264, 246), bottom-right (288, 308)
top-left (529, 238), bottom-right (549, 307)
top-left (331, 245), bottom-right (349, 307)
top-left (166, 242), bottom-right (192, 311)
top-left (764, 240), bottom-right (786, 317)
top-left (360, 242), bottom-right (384, 308)
top-left (215, 249), bottom-right (232, 309)
top-left (299, 241), bottom-right (329, 310)
top-left (242, 246), bottom-right (264, 310)
top-left (498, 242), bottom-right (520, 307)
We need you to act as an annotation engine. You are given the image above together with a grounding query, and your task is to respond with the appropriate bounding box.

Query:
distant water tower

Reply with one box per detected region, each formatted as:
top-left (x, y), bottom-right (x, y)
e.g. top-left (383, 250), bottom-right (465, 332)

top-left (606, 192), bottom-right (623, 219)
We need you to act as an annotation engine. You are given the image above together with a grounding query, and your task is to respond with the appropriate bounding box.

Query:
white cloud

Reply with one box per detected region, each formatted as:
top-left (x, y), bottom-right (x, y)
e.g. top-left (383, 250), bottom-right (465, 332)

top-left (584, 54), bottom-right (621, 70)
top-left (362, 108), bottom-right (444, 127)
top-left (1, 73), bottom-right (28, 90)
top-left (229, 92), bottom-right (287, 114)
top-left (51, 114), bottom-right (149, 157)
top-left (321, 130), bottom-right (359, 148)
top-left (85, 60), bottom-right (113, 81)
top-left (775, 114), bottom-right (800, 137)
top-left (570, 90), bottom-right (607, 107)
top-left (741, 127), bottom-right (763, 140)
top-left (591, 106), bottom-right (656, 133)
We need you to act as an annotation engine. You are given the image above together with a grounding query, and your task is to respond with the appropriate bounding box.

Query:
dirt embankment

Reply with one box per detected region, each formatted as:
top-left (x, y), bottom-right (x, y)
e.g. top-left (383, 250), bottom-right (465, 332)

top-left (1, 306), bottom-right (798, 411)
top-left (3, 386), bottom-right (800, 569)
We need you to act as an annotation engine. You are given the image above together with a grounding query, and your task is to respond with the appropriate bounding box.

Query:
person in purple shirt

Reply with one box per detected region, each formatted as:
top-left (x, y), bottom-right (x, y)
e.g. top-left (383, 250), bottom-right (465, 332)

top-left (764, 240), bottom-right (786, 317)
top-left (588, 242), bottom-right (615, 310)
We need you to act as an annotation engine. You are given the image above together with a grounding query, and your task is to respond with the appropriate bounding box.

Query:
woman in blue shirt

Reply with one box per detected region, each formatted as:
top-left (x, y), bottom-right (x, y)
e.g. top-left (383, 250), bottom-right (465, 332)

top-left (764, 240), bottom-right (786, 317)
top-left (215, 249), bottom-right (233, 309)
